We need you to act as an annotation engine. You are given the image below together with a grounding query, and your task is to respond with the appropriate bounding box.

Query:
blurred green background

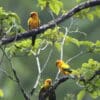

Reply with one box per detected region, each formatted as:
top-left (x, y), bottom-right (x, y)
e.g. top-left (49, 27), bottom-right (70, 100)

top-left (0, 0), bottom-right (100, 100)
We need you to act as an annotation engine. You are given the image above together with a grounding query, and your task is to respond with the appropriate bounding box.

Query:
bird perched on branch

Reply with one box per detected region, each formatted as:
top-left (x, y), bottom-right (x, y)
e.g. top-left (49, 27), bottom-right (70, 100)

top-left (56, 60), bottom-right (72, 75)
top-left (28, 11), bottom-right (40, 45)
top-left (56, 60), bottom-right (81, 79)
top-left (39, 78), bottom-right (56, 100)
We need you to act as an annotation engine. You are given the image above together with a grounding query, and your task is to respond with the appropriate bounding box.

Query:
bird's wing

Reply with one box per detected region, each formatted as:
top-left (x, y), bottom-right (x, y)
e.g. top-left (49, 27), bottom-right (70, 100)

top-left (61, 63), bottom-right (70, 69)
top-left (63, 68), bottom-right (72, 73)
top-left (39, 87), bottom-right (46, 100)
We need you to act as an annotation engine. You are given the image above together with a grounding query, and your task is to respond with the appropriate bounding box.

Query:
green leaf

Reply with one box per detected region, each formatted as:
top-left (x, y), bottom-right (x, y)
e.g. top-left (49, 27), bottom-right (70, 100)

top-left (94, 48), bottom-right (100, 53)
top-left (49, 0), bottom-right (63, 15)
top-left (95, 7), bottom-right (100, 17)
top-left (55, 42), bottom-right (61, 51)
top-left (5, 45), bottom-right (17, 57)
top-left (38, 0), bottom-right (63, 15)
top-left (87, 13), bottom-right (94, 21)
top-left (41, 27), bottom-right (63, 44)
top-left (0, 89), bottom-right (4, 98)
top-left (66, 36), bottom-right (80, 47)
top-left (8, 12), bottom-right (21, 24)
top-left (79, 41), bottom-right (94, 47)
top-left (76, 0), bottom-right (81, 3)
top-left (0, 7), bottom-right (24, 37)
top-left (78, 59), bottom-right (100, 99)
top-left (77, 89), bottom-right (86, 100)
top-left (90, 90), bottom-right (100, 99)
top-left (96, 40), bottom-right (100, 47)
top-left (15, 39), bottom-right (31, 48)
top-left (38, 0), bottom-right (47, 10)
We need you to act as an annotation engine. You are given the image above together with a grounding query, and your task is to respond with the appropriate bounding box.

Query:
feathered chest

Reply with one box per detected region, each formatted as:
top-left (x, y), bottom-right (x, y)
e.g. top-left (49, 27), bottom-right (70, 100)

top-left (28, 17), bottom-right (39, 29)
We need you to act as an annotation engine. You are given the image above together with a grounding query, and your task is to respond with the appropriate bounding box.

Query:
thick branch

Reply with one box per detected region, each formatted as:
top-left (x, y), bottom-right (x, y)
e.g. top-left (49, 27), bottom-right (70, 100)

top-left (0, 0), bottom-right (100, 45)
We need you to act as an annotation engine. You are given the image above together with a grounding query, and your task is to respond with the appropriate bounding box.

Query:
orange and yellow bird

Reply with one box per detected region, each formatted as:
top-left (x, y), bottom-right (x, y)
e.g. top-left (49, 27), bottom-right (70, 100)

top-left (28, 12), bottom-right (40, 45)
top-left (56, 60), bottom-right (72, 75)
top-left (39, 78), bottom-right (56, 100)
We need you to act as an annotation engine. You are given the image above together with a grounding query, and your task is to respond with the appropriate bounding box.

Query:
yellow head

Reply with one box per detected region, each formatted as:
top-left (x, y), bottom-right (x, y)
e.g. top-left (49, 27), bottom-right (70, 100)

top-left (30, 12), bottom-right (38, 18)
top-left (56, 60), bottom-right (64, 68)
top-left (44, 78), bottom-right (52, 88)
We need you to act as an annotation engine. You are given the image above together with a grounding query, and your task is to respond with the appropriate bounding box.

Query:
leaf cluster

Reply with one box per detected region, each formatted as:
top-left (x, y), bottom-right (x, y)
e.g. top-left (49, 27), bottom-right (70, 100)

top-left (75, 7), bottom-right (100, 21)
top-left (38, 0), bottom-right (63, 15)
top-left (0, 7), bottom-right (24, 38)
top-left (78, 59), bottom-right (100, 99)
top-left (66, 36), bottom-right (100, 54)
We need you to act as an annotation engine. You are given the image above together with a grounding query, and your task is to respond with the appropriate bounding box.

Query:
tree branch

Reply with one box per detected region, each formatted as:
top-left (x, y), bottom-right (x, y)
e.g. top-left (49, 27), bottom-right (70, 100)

top-left (79, 70), bottom-right (100, 82)
top-left (87, 70), bottom-right (100, 81)
top-left (0, 47), bottom-right (30, 100)
top-left (0, 0), bottom-right (100, 45)
top-left (29, 53), bottom-right (41, 96)
top-left (40, 69), bottom-right (100, 99)
top-left (12, 68), bottom-right (30, 100)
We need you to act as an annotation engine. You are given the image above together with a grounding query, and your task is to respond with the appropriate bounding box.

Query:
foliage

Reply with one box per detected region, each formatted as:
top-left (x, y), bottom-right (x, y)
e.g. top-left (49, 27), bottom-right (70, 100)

top-left (77, 89), bottom-right (85, 100)
top-left (38, 0), bottom-right (63, 15)
top-left (0, 0), bottom-right (100, 100)
top-left (66, 36), bottom-right (100, 54)
top-left (41, 27), bottom-right (64, 44)
top-left (0, 89), bottom-right (4, 98)
top-left (77, 59), bottom-right (100, 99)
top-left (0, 7), bottom-right (24, 38)
top-left (75, 6), bottom-right (100, 21)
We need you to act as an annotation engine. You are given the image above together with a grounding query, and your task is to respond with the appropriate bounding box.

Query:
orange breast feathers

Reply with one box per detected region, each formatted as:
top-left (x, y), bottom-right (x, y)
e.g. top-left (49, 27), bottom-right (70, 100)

top-left (28, 12), bottom-right (40, 29)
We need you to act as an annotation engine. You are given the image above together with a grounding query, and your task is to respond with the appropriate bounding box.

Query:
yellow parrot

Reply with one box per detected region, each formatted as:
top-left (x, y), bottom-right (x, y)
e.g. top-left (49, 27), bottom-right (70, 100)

top-left (28, 12), bottom-right (40, 45)
top-left (56, 60), bottom-right (72, 75)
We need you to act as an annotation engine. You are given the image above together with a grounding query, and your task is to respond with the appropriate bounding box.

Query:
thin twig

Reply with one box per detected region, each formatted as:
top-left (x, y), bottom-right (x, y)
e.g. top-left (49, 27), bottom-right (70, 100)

top-left (66, 51), bottom-right (84, 63)
top-left (36, 56), bottom-right (41, 74)
top-left (12, 67), bottom-right (30, 100)
top-left (41, 48), bottom-right (53, 72)
top-left (61, 27), bottom-right (68, 59)
top-left (0, 48), bottom-right (4, 65)
top-left (30, 51), bottom-right (42, 95)
top-left (47, 7), bottom-right (57, 27)
top-left (0, 67), bottom-right (15, 81)
top-left (37, 40), bottom-right (48, 55)
top-left (40, 42), bottom-right (49, 51)
top-left (55, 27), bottom-right (68, 80)
top-left (30, 41), bottom-right (53, 95)
top-left (55, 70), bottom-right (60, 81)
top-left (69, 30), bottom-right (87, 36)
top-left (68, 18), bottom-right (74, 31)
top-left (30, 73), bottom-right (41, 96)
top-left (1, 47), bottom-right (30, 100)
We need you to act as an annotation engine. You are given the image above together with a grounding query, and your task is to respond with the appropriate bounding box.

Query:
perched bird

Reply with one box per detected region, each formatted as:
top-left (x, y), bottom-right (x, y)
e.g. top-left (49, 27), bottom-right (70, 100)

top-left (39, 78), bottom-right (56, 100)
top-left (56, 60), bottom-right (72, 75)
top-left (28, 12), bottom-right (40, 45)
